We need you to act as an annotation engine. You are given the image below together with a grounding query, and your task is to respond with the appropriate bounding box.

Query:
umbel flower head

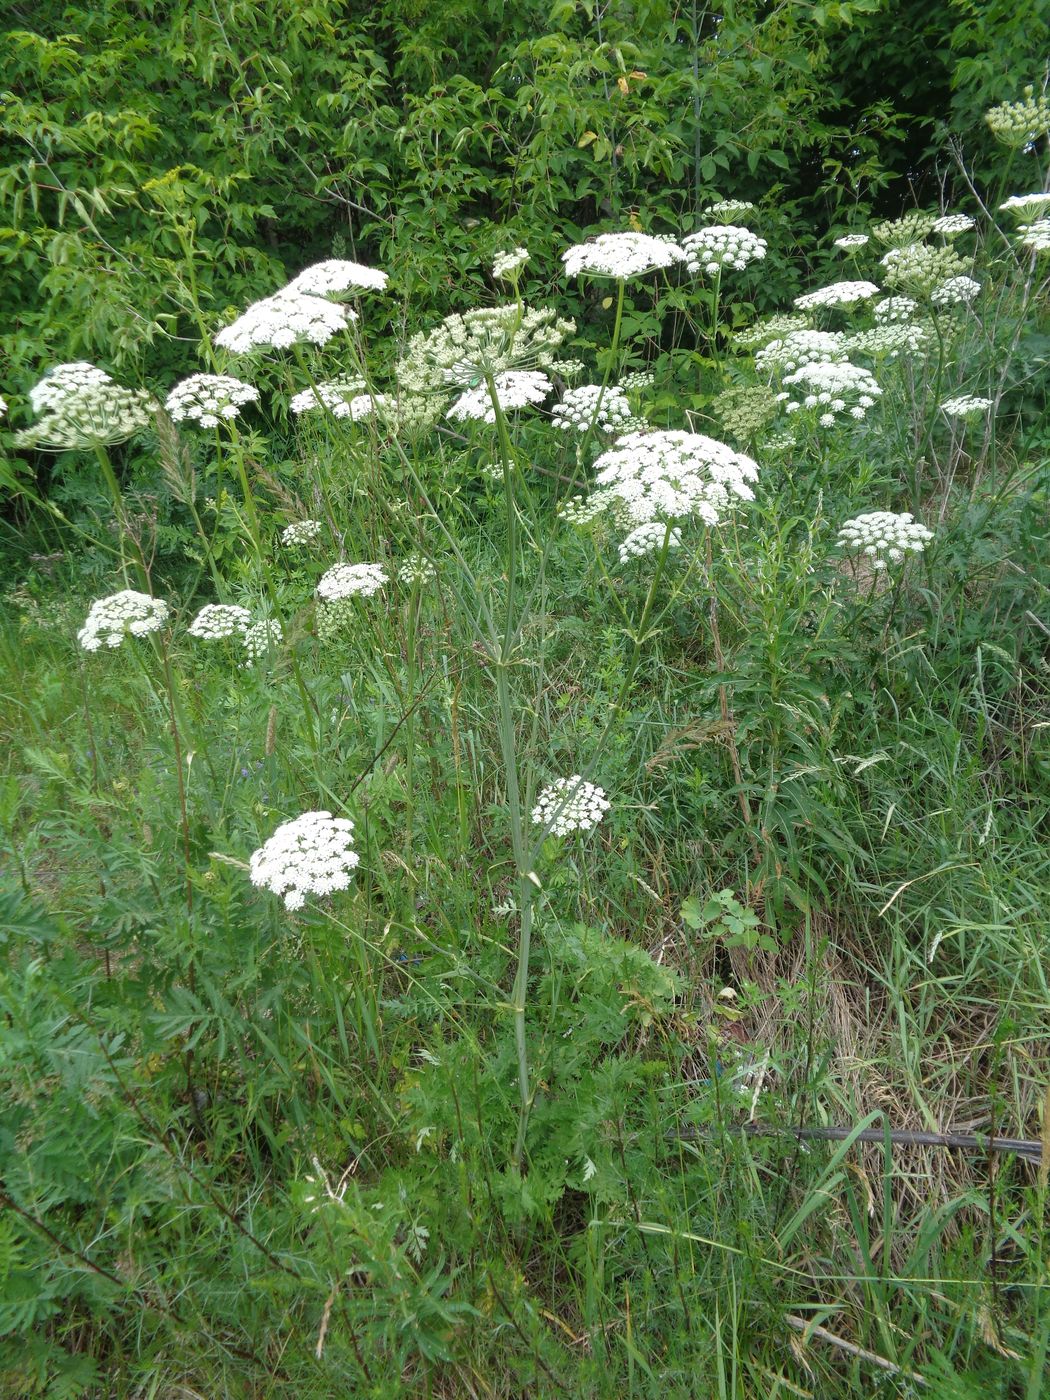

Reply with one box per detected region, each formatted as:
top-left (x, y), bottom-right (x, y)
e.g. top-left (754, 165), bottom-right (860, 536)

top-left (397, 553), bottom-right (437, 585)
top-left (531, 776), bottom-right (610, 836)
top-left (941, 395), bottom-right (993, 420)
top-left (187, 603), bottom-right (251, 639)
top-left (551, 384), bottom-right (640, 435)
top-left (214, 291), bottom-right (354, 354)
top-left (18, 379), bottom-right (158, 451)
top-left (734, 313), bottom-right (810, 348)
top-left (845, 324), bottom-right (931, 361)
top-left (999, 192), bottom-right (1050, 219)
top-left (284, 259), bottom-right (388, 299)
top-left (777, 360), bottom-right (881, 424)
top-left (249, 810), bottom-right (359, 910)
top-left (711, 385), bottom-right (778, 444)
top-left (874, 295), bottom-right (919, 324)
top-left (705, 199), bottom-right (756, 220)
top-left (880, 243), bottom-right (967, 296)
top-left (985, 85), bottom-right (1050, 149)
top-left (930, 275), bottom-right (981, 307)
top-left (281, 519), bottom-right (323, 547)
top-left (833, 233), bottom-right (870, 250)
top-left (756, 330), bottom-right (847, 376)
top-left (931, 213), bottom-right (976, 237)
top-left (447, 370), bottom-right (552, 423)
top-left (1018, 220), bottom-right (1050, 254)
top-left (289, 378), bottom-right (366, 418)
top-left (243, 618), bottom-right (283, 662)
top-left (794, 280), bottom-right (880, 311)
top-left (397, 304), bottom-right (575, 394)
top-left (492, 247), bottom-right (530, 279)
top-left (870, 212), bottom-right (937, 247)
top-left (837, 511), bottom-right (933, 570)
top-left (316, 562), bottom-right (388, 601)
top-left (78, 590), bottom-right (170, 651)
top-left (618, 521), bottom-right (682, 564)
top-left (29, 362), bottom-right (114, 415)
top-left (681, 225), bottom-right (767, 275)
top-left (165, 374), bottom-right (259, 427)
top-left (562, 231), bottom-right (685, 280)
top-left (591, 429), bottom-right (759, 531)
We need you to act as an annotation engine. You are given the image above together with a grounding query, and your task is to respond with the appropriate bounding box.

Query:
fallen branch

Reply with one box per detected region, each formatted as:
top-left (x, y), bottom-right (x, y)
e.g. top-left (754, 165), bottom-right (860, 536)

top-left (673, 1121), bottom-right (1042, 1163)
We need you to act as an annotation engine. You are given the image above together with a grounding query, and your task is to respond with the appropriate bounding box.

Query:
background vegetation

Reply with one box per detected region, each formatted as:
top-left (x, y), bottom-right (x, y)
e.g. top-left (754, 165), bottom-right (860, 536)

top-left (1, 2), bottom-right (1048, 1396)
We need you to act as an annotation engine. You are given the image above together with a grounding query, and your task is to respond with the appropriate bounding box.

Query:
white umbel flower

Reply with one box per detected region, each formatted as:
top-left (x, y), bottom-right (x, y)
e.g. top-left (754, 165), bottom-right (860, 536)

top-left (618, 521), bottom-right (682, 564)
top-left (777, 361), bottom-right (881, 420)
top-left (17, 381), bottom-right (157, 450)
top-left (398, 304), bottom-right (574, 394)
top-left (281, 520), bottom-right (323, 547)
top-left (1018, 219), bottom-right (1050, 254)
top-left (705, 199), bottom-right (756, 219)
top-left (492, 247), bottom-right (530, 279)
top-left (999, 192), bottom-right (1050, 219)
top-left (447, 370), bottom-right (552, 423)
top-left (930, 276), bottom-right (981, 307)
top-left (249, 810), bottom-right (360, 910)
top-left (285, 259), bottom-right (388, 298)
top-left (837, 511), bottom-right (933, 570)
top-left (941, 395), bottom-right (993, 419)
top-left (756, 330), bottom-right (847, 376)
top-left (794, 280), bottom-right (880, 310)
top-left (187, 603), bottom-right (251, 639)
top-left (874, 296), bottom-right (919, 324)
top-left (531, 777), bottom-right (610, 836)
top-left (243, 619), bottom-right (283, 661)
top-left (735, 313), bottom-right (810, 349)
top-left (931, 213), bottom-right (976, 236)
top-left (562, 232), bottom-right (685, 280)
top-left (551, 384), bottom-right (638, 434)
top-left (316, 562), bottom-right (388, 601)
top-left (682, 225), bottom-right (767, 274)
top-left (29, 362), bottom-right (113, 415)
top-left (591, 429), bottom-right (758, 530)
top-left (289, 378), bottom-right (365, 417)
top-left (78, 590), bottom-right (170, 651)
top-left (166, 374), bottom-right (259, 427)
top-left (397, 554), bottom-right (437, 585)
top-left (833, 233), bottom-right (870, 249)
top-left (215, 292), bottom-right (354, 354)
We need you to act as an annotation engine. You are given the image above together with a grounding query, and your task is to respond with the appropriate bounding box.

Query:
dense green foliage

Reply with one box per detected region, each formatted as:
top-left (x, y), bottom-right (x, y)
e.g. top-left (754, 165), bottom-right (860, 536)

top-left (1, 3), bottom-right (1049, 1397)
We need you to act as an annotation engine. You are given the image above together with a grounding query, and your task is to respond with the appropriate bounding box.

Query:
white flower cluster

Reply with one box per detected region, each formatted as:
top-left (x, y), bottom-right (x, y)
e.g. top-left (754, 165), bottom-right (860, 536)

top-left (833, 233), bottom-right (870, 250)
top-left (165, 374), bottom-right (259, 427)
top-left (1018, 220), bottom-right (1050, 254)
top-left (837, 511), bottom-right (933, 570)
top-left (557, 488), bottom-right (619, 526)
top-left (844, 324), bottom-right (930, 360)
top-left (735, 313), bottom-right (810, 348)
top-left (18, 381), bottom-right (157, 451)
top-left (880, 242), bottom-right (966, 296)
top-left (30, 362), bottom-right (113, 415)
top-left (620, 369), bottom-right (655, 392)
top-left (0, 395), bottom-right (6, 417)
top-left (682, 225), bottom-right (767, 275)
top-left (447, 370), bottom-right (552, 423)
top-left (941, 395), bottom-right (992, 419)
top-left (78, 590), bottom-right (170, 651)
top-left (531, 777), bottom-right (610, 836)
top-left (999, 193), bottom-right (1050, 219)
top-left (618, 521), bottom-right (682, 564)
top-left (874, 296), bottom-right (919, 324)
top-left (243, 619), bottom-right (282, 661)
top-left (398, 304), bottom-right (574, 393)
top-left (281, 520), bottom-right (323, 547)
top-left (985, 86), bottom-right (1050, 148)
top-left (397, 554), bottom-right (436, 586)
top-left (249, 810), bottom-right (360, 911)
top-left (289, 378), bottom-right (365, 417)
top-left (777, 360), bottom-right (881, 423)
top-left (591, 429), bottom-right (758, 530)
top-left (317, 562), bottom-right (388, 601)
top-left (930, 276), bottom-right (981, 307)
top-left (562, 231), bottom-right (685, 280)
top-left (755, 330), bottom-right (847, 376)
top-left (931, 213), bottom-right (976, 237)
top-left (794, 281), bottom-right (880, 311)
top-left (492, 247), bottom-right (530, 279)
top-left (705, 199), bottom-right (756, 218)
top-left (285, 259), bottom-right (388, 298)
top-left (187, 603), bottom-right (251, 639)
top-left (215, 292), bottom-right (353, 354)
top-left (550, 384), bottom-right (638, 434)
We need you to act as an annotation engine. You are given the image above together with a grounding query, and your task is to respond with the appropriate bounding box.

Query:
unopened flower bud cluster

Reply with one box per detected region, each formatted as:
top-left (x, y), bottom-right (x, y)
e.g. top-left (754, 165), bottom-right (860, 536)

top-left (871, 212), bottom-right (937, 246)
top-left (531, 777), bottom-right (610, 836)
top-left (880, 243), bottom-right (967, 296)
top-left (166, 374), bottom-right (259, 427)
top-left (398, 304), bottom-right (574, 394)
top-left (735, 313), bottom-right (809, 348)
top-left (984, 86), bottom-right (1050, 148)
top-left (397, 554), bottom-right (437, 585)
top-left (711, 385), bottom-right (778, 443)
top-left (837, 511), bottom-right (933, 570)
top-left (243, 619), bottom-right (283, 662)
top-left (492, 247), bottom-right (530, 279)
top-left (844, 324), bottom-right (930, 360)
top-left (682, 225), bottom-right (767, 275)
